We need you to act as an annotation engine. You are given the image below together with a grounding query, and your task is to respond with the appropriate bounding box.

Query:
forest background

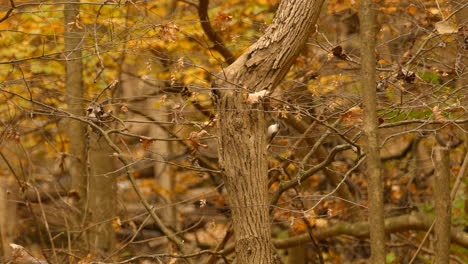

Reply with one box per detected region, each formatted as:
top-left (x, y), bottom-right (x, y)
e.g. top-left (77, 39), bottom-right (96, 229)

top-left (0, 0), bottom-right (467, 263)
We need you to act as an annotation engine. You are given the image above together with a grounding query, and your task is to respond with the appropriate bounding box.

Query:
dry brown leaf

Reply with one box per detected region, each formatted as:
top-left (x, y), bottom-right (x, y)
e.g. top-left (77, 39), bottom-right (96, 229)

top-left (432, 105), bottom-right (447, 123)
top-left (120, 103), bottom-right (128, 112)
top-left (246, 89), bottom-right (268, 104)
top-left (339, 105), bottom-right (363, 125)
top-left (140, 138), bottom-right (154, 150)
top-left (112, 216), bottom-right (122, 231)
top-left (188, 130), bottom-right (209, 149)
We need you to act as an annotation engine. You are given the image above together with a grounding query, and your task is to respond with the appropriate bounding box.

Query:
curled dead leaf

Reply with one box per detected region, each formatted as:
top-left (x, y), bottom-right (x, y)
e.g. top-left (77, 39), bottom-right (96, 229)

top-left (246, 90), bottom-right (268, 104)
top-left (112, 216), bottom-right (122, 231)
top-left (432, 105), bottom-right (447, 123)
top-left (120, 103), bottom-right (128, 112)
top-left (339, 105), bottom-right (363, 125)
top-left (188, 130), bottom-right (209, 149)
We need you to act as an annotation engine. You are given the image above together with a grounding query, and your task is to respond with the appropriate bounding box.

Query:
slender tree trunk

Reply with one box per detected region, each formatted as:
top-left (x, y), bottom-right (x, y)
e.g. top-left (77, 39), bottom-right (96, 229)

top-left (0, 179), bottom-right (16, 257)
top-left (149, 80), bottom-right (177, 234)
top-left (359, 0), bottom-right (386, 263)
top-left (88, 135), bottom-right (116, 255)
top-left (450, 0), bottom-right (468, 227)
top-left (65, 0), bottom-right (116, 255)
top-left (151, 114), bottom-right (176, 228)
top-left (0, 187), bottom-right (5, 257)
top-left (433, 147), bottom-right (451, 264)
top-left (160, 0), bottom-right (178, 234)
top-left (215, 0), bottom-right (324, 263)
top-left (64, 0), bottom-right (89, 253)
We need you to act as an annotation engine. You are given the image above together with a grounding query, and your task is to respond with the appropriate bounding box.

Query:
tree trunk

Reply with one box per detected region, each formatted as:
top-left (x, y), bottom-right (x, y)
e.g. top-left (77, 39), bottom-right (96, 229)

top-left (359, 0), bottom-right (386, 263)
top-left (433, 147), bottom-right (451, 264)
top-left (215, 0), bottom-right (324, 263)
top-left (218, 97), bottom-right (273, 263)
top-left (88, 135), bottom-right (116, 255)
top-left (450, 0), bottom-right (468, 233)
top-left (0, 178), bottom-right (16, 257)
top-left (149, 78), bottom-right (177, 235)
top-left (64, 0), bottom-right (88, 253)
top-left (151, 116), bottom-right (176, 230)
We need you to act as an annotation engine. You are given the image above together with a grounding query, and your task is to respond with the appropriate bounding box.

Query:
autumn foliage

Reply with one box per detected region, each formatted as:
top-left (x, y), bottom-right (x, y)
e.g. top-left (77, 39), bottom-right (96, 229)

top-left (0, 0), bottom-right (467, 263)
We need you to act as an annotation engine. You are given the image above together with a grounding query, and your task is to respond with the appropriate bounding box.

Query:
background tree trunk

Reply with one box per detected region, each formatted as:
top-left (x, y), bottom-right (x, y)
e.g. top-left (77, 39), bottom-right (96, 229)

top-left (451, 0), bottom-right (468, 224)
top-left (215, 0), bottom-right (324, 263)
top-left (63, 0), bottom-right (89, 253)
top-left (150, 108), bottom-right (176, 230)
top-left (360, 0), bottom-right (386, 262)
top-left (65, 0), bottom-right (117, 255)
top-left (434, 146), bottom-right (451, 264)
top-left (88, 135), bottom-right (116, 255)
top-left (0, 178), bottom-right (16, 257)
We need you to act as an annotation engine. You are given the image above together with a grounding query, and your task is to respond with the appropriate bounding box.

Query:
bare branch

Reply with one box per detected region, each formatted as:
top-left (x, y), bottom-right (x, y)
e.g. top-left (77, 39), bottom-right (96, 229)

top-left (198, 0), bottom-right (235, 64)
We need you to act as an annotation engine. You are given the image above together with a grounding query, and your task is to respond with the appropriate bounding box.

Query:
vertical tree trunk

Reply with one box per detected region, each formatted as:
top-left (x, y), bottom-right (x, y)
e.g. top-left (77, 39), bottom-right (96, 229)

top-left (65, 0), bottom-right (116, 255)
top-left (359, 0), bottom-right (386, 263)
top-left (217, 97), bottom-right (273, 263)
top-left (88, 135), bottom-right (116, 255)
top-left (148, 78), bottom-right (177, 232)
top-left (0, 186), bottom-right (5, 257)
top-left (450, 0), bottom-right (467, 229)
top-left (433, 147), bottom-right (451, 264)
top-left (0, 179), bottom-right (16, 257)
top-left (64, 0), bottom-right (88, 252)
top-left (150, 110), bottom-right (176, 229)
top-left (214, 0), bottom-right (324, 263)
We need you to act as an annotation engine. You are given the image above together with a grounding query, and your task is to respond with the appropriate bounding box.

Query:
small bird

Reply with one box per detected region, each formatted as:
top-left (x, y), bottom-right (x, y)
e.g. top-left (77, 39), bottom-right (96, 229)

top-left (267, 123), bottom-right (280, 144)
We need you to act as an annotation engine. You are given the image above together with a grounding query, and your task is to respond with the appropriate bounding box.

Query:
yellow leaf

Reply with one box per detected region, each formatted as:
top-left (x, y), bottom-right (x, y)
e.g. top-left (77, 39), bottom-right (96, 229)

top-left (377, 59), bottom-right (388, 65)
top-left (112, 217), bottom-right (122, 231)
top-left (443, 36), bottom-right (456, 42)
top-left (428, 7), bottom-right (440, 15)
top-left (407, 6), bottom-right (418, 15)
top-left (380, 7), bottom-right (398, 13)
top-left (78, 254), bottom-right (93, 264)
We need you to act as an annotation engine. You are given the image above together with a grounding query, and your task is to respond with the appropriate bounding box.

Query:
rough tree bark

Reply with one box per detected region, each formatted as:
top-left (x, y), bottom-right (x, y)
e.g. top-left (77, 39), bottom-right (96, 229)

top-left (359, 0), bottom-right (386, 263)
top-left (64, 0), bottom-right (89, 252)
top-left (433, 147), bottom-right (451, 264)
top-left (214, 0), bottom-right (324, 263)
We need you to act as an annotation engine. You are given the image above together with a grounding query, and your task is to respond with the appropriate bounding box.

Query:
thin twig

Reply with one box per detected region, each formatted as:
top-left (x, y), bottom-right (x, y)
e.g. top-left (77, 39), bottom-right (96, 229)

top-left (198, 0), bottom-right (235, 64)
top-left (0, 0), bottom-right (15, 23)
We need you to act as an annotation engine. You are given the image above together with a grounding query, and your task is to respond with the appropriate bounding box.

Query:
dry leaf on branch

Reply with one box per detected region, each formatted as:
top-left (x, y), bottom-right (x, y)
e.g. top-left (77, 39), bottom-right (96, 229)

top-left (432, 105), bottom-right (447, 123)
top-left (339, 105), bottom-right (363, 125)
top-left (188, 130), bottom-right (209, 149)
top-left (246, 89), bottom-right (268, 104)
